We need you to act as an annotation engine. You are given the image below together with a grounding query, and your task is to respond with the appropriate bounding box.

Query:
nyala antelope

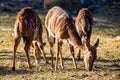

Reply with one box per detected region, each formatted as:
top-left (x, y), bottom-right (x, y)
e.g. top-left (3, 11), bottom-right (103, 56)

top-left (45, 6), bottom-right (99, 71)
top-left (75, 8), bottom-right (93, 60)
top-left (12, 7), bottom-right (48, 71)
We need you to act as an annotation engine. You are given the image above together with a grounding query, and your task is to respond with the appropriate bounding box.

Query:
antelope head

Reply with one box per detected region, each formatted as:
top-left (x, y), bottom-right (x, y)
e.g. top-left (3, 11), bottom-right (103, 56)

top-left (32, 41), bottom-right (46, 64)
top-left (82, 39), bottom-right (99, 71)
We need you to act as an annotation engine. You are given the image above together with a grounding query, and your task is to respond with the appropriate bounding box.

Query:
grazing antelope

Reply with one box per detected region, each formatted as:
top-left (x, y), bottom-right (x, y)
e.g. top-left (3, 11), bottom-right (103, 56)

top-left (45, 6), bottom-right (99, 71)
top-left (12, 7), bottom-right (48, 71)
top-left (75, 8), bottom-right (93, 60)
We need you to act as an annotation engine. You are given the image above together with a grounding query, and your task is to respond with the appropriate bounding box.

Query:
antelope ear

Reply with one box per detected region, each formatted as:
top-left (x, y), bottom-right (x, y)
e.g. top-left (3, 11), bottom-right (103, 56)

top-left (83, 41), bottom-right (89, 51)
top-left (84, 43), bottom-right (89, 51)
top-left (94, 39), bottom-right (99, 48)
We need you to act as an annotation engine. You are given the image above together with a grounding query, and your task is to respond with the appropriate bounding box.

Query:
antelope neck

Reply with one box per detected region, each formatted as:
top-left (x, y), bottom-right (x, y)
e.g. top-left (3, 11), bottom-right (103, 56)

top-left (67, 28), bottom-right (83, 49)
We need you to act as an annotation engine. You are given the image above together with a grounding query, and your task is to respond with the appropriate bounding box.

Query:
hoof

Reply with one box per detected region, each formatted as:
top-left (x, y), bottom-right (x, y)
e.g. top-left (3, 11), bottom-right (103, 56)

top-left (55, 67), bottom-right (58, 72)
top-left (29, 66), bottom-right (32, 69)
top-left (51, 68), bottom-right (55, 72)
top-left (12, 67), bottom-right (15, 71)
top-left (46, 61), bottom-right (49, 64)
top-left (61, 66), bottom-right (64, 69)
top-left (36, 60), bottom-right (39, 64)
top-left (29, 67), bottom-right (32, 69)
top-left (76, 56), bottom-right (81, 61)
top-left (75, 68), bottom-right (79, 71)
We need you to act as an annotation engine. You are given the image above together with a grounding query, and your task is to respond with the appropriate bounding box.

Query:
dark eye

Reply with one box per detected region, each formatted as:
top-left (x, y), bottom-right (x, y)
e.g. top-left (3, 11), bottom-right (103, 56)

top-left (89, 56), bottom-right (92, 59)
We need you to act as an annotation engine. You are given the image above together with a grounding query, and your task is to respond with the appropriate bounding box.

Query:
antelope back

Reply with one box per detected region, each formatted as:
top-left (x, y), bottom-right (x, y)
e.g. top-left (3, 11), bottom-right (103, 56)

top-left (45, 6), bottom-right (76, 39)
top-left (14, 7), bottom-right (42, 41)
top-left (75, 8), bottom-right (93, 40)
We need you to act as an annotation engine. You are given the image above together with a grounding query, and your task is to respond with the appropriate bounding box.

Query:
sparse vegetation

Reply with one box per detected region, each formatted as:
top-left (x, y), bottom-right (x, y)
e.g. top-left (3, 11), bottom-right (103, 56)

top-left (0, 4), bottom-right (120, 80)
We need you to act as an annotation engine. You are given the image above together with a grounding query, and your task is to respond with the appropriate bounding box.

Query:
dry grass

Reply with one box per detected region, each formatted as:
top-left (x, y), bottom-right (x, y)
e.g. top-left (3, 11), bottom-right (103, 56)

top-left (0, 5), bottom-right (120, 80)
